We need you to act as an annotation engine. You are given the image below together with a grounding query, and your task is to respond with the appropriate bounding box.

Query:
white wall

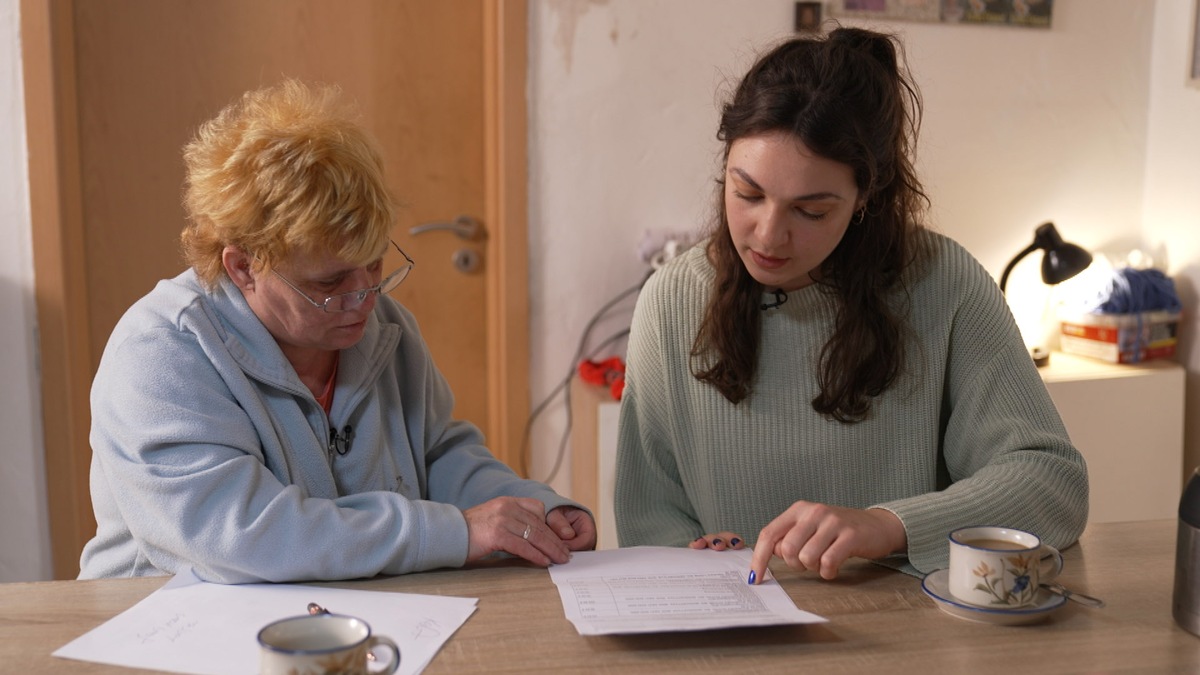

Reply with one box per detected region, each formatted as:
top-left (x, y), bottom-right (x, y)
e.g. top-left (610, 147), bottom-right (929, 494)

top-left (0, 0), bottom-right (52, 582)
top-left (525, 0), bottom-right (1160, 493)
top-left (1144, 0), bottom-right (1200, 477)
top-left (526, 0), bottom-right (799, 488)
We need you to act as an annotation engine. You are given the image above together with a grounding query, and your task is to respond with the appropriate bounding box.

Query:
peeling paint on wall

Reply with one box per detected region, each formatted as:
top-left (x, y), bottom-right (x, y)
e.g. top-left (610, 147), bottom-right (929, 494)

top-left (546, 0), bottom-right (611, 72)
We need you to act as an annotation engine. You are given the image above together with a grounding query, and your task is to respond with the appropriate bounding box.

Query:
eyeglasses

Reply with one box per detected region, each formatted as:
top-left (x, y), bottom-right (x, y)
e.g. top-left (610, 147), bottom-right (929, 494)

top-left (270, 240), bottom-right (414, 313)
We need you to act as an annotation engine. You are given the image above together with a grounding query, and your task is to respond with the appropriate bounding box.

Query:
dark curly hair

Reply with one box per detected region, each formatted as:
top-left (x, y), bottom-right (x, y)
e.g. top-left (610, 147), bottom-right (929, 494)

top-left (691, 27), bottom-right (930, 422)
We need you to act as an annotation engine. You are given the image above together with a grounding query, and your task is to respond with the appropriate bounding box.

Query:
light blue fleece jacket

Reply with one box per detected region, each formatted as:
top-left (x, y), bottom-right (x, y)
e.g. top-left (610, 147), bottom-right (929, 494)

top-left (80, 270), bottom-right (579, 583)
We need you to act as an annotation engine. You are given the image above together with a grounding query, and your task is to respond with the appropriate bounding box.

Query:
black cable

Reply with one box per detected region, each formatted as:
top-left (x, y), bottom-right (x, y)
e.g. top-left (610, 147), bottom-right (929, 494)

top-left (519, 270), bottom-right (652, 480)
top-left (541, 328), bottom-right (631, 485)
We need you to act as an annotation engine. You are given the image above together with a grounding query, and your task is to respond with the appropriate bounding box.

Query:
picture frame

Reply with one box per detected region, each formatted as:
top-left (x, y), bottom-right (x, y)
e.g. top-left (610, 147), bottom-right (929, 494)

top-left (795, 2), bottom-right (823, 32)
top-left (828, 0), bottom-right (941, 24)
top-left (1191, 0), bottom-right (1200, 87)
top-left (826, 0), bottom-right (1052, 29)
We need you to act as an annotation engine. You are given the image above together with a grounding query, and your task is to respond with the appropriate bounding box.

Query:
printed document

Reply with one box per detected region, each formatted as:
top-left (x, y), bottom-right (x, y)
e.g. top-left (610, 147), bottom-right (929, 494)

top-left (548, 546), bottom-right (826, 635)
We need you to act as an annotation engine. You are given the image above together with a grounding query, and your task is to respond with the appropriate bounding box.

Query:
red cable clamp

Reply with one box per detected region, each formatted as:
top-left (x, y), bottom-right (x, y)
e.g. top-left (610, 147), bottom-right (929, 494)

top-left (578, 357), bottom-right (626, 401)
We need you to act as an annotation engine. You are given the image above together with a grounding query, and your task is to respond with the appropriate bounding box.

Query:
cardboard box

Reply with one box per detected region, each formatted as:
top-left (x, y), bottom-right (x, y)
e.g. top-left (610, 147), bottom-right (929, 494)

top-left (1059, 310), bottom-right (1180, 364)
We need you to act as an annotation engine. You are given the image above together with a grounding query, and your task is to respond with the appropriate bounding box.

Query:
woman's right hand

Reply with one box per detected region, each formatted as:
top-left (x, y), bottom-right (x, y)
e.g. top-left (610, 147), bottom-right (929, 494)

top-left (748, 501), bottom-right (906, 583)
top-left (463, 496), bottom-right (571, 566)
top-left (688, 531), bottom-right (747, 551)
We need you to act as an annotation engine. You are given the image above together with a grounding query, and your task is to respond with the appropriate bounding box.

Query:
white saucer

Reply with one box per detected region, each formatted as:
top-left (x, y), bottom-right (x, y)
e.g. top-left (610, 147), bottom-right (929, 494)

top-left (921, 569), bottom-right (1067, 626)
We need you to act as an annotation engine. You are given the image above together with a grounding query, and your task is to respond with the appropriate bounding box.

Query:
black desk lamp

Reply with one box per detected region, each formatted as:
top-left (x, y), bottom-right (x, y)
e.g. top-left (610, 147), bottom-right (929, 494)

top-left (999, 222), bottom-right (1093, 367)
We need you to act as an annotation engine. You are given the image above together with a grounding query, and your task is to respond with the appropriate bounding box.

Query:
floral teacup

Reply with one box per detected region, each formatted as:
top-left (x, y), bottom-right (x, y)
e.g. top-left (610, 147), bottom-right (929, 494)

top-left (258, 613), bottom-right (400, 675)
top-left (947, 526), bottom-right (1063, 608)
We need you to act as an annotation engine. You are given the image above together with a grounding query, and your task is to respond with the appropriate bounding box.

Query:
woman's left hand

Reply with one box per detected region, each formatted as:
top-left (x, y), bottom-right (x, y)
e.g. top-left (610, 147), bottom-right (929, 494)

top-left (748, 502), bottom-right (906, 583)
top-left (546, 506), bottom-right (598, 551)
top-left (688, 532), bottom-right (746, 551)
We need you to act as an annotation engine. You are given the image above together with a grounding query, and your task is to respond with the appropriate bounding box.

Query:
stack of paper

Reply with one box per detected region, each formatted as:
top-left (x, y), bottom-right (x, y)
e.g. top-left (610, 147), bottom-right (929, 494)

top-left (548, 547), bottom-right (826, 635)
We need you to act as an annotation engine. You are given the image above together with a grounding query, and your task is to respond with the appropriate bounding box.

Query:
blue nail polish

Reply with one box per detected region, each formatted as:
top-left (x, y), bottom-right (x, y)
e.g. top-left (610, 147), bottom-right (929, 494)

top-left (713, 538), bottom-right (723, 546)
top-left (747, 570), bottom-right (757, 585)
top-left (731, 538), bottom-right (741, 546)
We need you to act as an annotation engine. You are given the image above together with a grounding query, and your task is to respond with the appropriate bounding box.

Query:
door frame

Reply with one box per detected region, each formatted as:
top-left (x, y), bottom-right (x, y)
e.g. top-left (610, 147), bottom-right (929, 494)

top-left (20, 0), bottom-right (530, 580)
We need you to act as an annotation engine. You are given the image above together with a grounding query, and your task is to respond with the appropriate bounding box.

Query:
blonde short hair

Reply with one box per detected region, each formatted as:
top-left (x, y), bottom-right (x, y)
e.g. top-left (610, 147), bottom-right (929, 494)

top-left (181, 79), bottom-right (395, 288)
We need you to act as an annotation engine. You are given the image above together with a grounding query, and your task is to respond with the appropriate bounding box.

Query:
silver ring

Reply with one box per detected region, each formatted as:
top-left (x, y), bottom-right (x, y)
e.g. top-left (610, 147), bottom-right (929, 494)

top-left (522, 524), bottom-right (531, 540)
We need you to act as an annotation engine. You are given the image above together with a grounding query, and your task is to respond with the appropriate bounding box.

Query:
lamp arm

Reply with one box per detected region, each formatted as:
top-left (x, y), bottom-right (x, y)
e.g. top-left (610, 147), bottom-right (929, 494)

top-left (999, 242), bottom-right (1039, 294)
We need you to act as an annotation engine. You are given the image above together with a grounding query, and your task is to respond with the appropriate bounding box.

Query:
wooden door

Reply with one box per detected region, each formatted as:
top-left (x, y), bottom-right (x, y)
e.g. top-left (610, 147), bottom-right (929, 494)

top-left (22, 0), bottom-right (530, 579)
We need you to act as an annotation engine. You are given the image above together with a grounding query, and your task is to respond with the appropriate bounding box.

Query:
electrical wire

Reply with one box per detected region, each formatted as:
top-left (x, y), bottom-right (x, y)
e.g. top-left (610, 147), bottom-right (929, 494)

top-left (520, 270), bottom-right (652, 482)
top-left (539, 329), bottom-right (631, 486)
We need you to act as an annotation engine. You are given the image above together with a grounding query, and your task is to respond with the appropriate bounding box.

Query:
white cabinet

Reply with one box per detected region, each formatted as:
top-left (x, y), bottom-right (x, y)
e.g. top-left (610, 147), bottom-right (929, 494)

top-left (1038, 351), bottom-right (1186, 524)
top-left (570, 379), bottom-right (622, 550)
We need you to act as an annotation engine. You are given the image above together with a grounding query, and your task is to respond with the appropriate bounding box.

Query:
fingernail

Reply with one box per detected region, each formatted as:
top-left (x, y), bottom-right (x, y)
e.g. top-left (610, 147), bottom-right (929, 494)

top-left (693, 537), bottom-right (703, 542)
top-left (747, 570), bottom-right (756, 585)
top-left (713, 538), bottom-right (723, 546)
top-left (730, 538), bottom-right (741, 546)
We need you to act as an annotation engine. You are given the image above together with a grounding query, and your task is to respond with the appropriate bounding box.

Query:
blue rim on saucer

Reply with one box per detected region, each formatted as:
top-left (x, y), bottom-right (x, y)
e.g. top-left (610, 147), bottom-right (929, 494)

top-left (921, 569), bottom-right (1066, 625)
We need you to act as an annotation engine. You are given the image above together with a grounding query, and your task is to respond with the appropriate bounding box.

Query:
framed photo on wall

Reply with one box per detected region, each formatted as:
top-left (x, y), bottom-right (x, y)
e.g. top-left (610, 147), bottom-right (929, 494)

top-left (828, 0), bottom-right (941, 23)
top-left (827, 1), bottom-right (1052, 28)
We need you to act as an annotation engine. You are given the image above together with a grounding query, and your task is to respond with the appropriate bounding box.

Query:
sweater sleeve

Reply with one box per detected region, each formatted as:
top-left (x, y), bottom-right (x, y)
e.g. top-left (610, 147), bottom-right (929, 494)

top-left (614, 271), bottom-right (705, 547)
top-left (872, 244), bottom-right (1089, 573)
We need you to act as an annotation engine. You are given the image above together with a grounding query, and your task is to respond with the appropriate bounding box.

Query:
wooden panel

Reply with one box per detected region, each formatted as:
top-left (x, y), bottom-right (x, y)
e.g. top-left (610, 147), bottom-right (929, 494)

top-left (69, 2), bottom-right (490, 431)
top-left (484, 0), bottom-right (531, 470)
top-left (21, 0), bottom-right (96, 582)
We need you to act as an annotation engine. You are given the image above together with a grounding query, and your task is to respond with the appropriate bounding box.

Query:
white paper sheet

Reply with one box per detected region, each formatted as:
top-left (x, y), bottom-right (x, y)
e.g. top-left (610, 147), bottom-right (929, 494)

top-left (547, 546), bottom-right (827, 635)
top-left (53, 569), bottom-right (477, 675)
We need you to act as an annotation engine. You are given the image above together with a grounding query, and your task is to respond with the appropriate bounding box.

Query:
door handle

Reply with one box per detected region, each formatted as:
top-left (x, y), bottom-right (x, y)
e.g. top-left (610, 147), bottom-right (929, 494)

top-left (408, 215), bottom-right (483, 240)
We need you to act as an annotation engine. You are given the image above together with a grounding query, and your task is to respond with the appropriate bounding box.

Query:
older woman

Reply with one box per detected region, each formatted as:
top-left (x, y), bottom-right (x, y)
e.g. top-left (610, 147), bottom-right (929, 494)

top-left (79, 79), bottom-right (594, 583)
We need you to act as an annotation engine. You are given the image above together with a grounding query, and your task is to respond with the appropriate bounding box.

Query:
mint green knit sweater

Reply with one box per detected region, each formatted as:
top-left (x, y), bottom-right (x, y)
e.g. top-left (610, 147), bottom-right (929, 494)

top-left (614, 230), bottom-right (1088, 574)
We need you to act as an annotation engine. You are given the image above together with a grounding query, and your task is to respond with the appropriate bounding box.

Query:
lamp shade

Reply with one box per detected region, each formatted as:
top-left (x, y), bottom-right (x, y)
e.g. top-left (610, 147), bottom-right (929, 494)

top-left (999, 222), bottom-right (1092, 293)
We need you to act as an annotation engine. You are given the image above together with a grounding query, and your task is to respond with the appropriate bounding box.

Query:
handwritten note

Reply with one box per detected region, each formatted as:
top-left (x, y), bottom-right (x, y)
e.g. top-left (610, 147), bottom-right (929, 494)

top-left (548, 547), bottom-right (826, 635)
top-left (136, 612), bottom-right (199, 645)
top-left (53, 569), bottom-right (477, 675)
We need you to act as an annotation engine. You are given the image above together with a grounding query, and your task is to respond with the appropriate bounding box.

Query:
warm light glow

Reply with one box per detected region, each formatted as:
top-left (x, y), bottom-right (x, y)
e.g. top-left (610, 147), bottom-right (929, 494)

top-left (1053, 253), bottom-right (1116, 311)
top-left (1003, 253), bottom-right (1109, 352)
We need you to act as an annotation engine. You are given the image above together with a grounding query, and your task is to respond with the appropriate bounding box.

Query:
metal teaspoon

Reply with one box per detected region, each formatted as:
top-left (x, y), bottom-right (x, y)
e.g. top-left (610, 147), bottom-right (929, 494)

top-left (1041, 582), bottom-right (1106, 608)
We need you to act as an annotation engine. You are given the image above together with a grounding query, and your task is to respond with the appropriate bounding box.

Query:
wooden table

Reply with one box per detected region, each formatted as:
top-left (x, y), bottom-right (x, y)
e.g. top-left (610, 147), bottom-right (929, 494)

top-left (2, 519), bottom-right (1196, 673)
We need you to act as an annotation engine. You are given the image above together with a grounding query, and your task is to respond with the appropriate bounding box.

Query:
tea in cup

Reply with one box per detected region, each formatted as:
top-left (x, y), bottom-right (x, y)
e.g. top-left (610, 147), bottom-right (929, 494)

top-left (947, 526), bottom-right (1063, 609)
top-left (258, 613), bottom-right (400, 675)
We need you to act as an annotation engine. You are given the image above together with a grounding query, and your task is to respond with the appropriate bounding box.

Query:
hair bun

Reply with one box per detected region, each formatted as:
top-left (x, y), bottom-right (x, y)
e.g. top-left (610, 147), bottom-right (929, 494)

top-left (828, 27), bottom-right (899, 72)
